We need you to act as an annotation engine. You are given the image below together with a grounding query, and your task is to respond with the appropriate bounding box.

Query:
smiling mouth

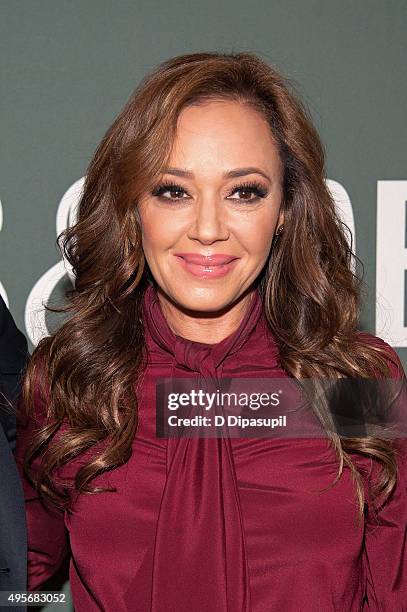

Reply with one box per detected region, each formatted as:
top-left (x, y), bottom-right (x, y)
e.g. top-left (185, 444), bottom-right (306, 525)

top-left (174, 254), bottom-right (240, 278)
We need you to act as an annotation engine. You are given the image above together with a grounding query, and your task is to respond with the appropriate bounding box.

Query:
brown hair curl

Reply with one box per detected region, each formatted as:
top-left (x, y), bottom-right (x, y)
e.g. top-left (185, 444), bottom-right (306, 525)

top-left (21, 51), bottom-right (400, 522)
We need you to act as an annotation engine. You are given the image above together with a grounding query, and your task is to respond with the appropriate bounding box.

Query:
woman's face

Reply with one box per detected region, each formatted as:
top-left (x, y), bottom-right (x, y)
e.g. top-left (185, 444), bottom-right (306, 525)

top-left (138, 99), bottom-right (284, 313)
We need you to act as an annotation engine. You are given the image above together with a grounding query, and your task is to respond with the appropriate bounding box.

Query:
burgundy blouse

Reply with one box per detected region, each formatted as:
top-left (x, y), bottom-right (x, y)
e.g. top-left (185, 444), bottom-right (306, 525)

top-left (16, 283), bottom-right (407, 611)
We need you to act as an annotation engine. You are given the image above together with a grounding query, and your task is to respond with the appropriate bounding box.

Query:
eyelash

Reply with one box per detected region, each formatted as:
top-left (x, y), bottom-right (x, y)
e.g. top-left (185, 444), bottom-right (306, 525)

top-left (151, 180), bottom-right (269, 203)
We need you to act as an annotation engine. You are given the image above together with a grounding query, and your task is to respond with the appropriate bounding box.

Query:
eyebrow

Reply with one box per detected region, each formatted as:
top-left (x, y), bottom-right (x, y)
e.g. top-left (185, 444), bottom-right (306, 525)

top-left (162, 166), bottom-right (271, 182)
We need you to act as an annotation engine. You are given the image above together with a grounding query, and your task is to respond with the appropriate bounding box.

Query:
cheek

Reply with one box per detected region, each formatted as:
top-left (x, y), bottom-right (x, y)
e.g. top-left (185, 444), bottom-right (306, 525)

top-left (140, 212), bottom-right (179, 254)
top-left (233, 209), bottom-right (277, 255)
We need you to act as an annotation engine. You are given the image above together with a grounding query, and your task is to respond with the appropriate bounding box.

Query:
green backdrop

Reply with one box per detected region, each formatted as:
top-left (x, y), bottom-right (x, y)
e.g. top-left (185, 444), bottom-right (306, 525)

top-left (1, 1), bottom-right (406, 609)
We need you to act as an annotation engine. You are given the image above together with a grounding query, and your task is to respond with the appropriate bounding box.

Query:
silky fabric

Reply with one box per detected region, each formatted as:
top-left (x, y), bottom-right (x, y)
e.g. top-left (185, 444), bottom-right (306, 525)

top-left (143, 282), bottom-right (264, 612)
top-left (16, 281), bottom-right (407, 611)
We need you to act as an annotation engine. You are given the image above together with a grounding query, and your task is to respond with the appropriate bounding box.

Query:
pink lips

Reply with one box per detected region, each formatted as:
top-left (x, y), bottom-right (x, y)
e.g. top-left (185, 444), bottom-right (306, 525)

top-left (174, 252), bottom-right (240, 278)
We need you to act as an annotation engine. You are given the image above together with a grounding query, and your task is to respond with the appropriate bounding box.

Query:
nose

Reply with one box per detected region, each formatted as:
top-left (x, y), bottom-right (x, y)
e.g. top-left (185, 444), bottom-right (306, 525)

top-left (187, 194), bottom-right (230, 244)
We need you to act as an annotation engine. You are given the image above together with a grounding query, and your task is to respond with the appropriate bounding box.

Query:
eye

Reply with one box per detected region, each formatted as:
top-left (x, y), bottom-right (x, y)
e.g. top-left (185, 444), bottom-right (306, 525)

top-left (151, 182), bottom-right (190, 201)
top-left (227, 181), bottom-right (269, 203)
top-left (151, 180), bottom-right (269, 203)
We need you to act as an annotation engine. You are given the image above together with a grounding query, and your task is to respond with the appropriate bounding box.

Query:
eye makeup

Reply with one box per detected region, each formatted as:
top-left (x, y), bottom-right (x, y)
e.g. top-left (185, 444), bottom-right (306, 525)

top-left (151, 180), bottom-right (269, 203)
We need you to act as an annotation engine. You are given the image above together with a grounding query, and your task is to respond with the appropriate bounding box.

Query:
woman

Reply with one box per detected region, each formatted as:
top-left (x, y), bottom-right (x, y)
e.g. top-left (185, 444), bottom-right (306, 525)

top-left (16, 51), bottom-right (407, 611)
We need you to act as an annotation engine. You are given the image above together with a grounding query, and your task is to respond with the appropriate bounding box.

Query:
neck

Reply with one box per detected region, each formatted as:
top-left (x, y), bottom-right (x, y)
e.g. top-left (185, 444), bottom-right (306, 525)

top-left (155, 286), bottom-right (256, 345)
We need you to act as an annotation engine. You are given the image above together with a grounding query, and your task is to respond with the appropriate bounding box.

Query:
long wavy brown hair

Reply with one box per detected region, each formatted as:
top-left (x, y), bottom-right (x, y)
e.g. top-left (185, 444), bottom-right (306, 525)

top-left (21, 51), bottom-right (400, 522)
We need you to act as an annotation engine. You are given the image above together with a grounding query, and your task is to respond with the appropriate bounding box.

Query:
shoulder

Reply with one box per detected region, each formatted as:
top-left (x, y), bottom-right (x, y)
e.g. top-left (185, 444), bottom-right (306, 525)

top-left (355, 331), bottom-right (405, 379)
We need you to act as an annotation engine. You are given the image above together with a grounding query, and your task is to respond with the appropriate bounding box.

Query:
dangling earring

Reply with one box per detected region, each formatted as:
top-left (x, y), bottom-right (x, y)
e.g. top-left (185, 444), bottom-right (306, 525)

top-left (275, 224), bottom-right (284, 237)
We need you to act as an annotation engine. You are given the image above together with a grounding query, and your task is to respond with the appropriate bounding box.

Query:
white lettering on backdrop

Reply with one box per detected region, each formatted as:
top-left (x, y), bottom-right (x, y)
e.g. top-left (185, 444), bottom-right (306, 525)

top-left (24, 179), bottom-right (82, 346)
top-left (376, 181), bottom-right (407, 346)
top-left (0, 176), bottom-right (400, 347)
top-left (0, 199), bottom-right (9, 307)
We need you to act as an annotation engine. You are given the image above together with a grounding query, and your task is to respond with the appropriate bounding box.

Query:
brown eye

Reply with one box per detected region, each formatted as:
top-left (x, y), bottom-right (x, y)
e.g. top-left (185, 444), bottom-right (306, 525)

top-left (234, 189), bottom-right (256, 201)
top-left (167, 188), bottom-right (185, 199)
top-left (227, 182), bottom-right (269, 203)
top-left (151, 183), bottom-right (189, 201)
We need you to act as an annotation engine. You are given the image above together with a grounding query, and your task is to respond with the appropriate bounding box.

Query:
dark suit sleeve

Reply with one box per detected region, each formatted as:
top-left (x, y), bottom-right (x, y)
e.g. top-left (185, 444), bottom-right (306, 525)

top-left (15, 371), bottom-right (69, 590)
top-left (0, 295), bottom-right (28, 449)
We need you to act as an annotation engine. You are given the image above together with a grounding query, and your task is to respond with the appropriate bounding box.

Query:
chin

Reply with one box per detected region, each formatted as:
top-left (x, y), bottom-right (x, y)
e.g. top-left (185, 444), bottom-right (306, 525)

top-left (169, 288), bottom-right (238, 314)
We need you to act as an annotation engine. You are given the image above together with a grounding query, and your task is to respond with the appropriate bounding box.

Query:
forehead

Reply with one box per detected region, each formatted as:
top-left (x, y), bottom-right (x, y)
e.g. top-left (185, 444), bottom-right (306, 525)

top-left (167, 100), bottom-right (282, 177)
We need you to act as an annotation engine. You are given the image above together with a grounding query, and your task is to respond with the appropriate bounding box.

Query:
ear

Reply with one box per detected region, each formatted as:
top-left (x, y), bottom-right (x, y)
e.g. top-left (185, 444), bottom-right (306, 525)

top-left (277, 208), bottom-right (284, 229)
